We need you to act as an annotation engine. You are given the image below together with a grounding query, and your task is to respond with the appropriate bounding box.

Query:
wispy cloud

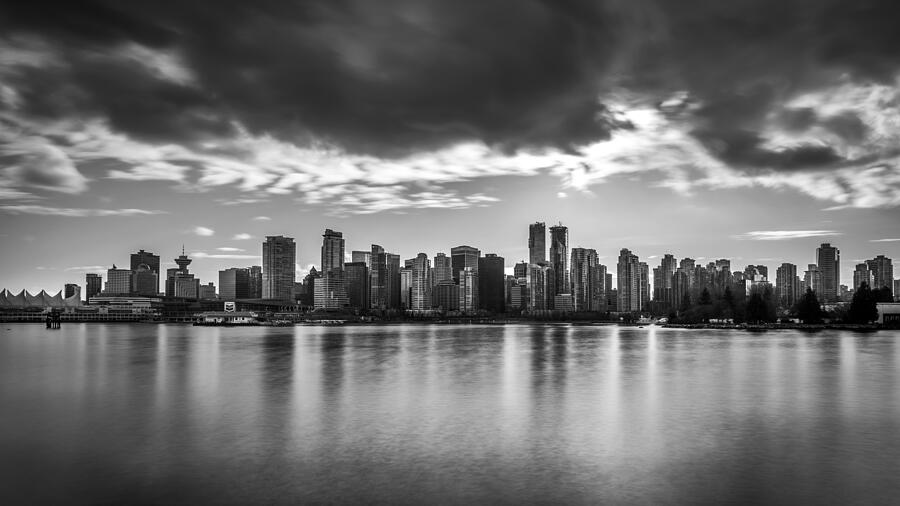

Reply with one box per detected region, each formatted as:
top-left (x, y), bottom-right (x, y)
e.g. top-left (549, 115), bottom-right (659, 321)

top-left (0, 205), bottom-right (165, 217)
top-left (232, 233), bottom-right (252, 240)
top-left (733, 230), bottom-right (841, 241)
top-left (216, 247), bottom-right (245, 252)
top-left (870, 238), bottom-right (900, 242)
top-left (193, 226), bottom-right (215, 236)
top-left (252, 216), bottom-right (271, 221)
top-left (191, 252), bottom-right (260, 260)
top-left (64, 265), bottom-right (107, 272)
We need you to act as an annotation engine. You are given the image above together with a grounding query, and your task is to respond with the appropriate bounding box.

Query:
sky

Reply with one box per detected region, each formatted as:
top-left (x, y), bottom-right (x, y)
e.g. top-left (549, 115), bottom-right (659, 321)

top-left (1, 0), bottom-right (899, 294)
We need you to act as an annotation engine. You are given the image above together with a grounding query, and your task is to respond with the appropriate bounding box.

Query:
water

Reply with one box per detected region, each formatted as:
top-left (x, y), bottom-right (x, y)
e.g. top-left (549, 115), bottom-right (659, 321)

top-left (1, 323), bottom-right (899, 505)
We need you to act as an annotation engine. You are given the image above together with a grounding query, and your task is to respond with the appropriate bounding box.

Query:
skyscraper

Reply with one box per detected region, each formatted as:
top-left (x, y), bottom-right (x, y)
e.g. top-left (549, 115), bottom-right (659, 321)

top-left (477, 253), bottom-right (505, 313)
top-left (410, 253), bottom-right (432, 310)
top-left (219, 268), bottom-right (250, 299)
top-left (570, 248), bottom-right (600, 311)
top-left (344, 262), bottom-right (369, 310)
top-left (248, 265), bottom-right (263, 298)
top-left (351, 250), bottom-right (371, 267)
top-left (64, 283), bottom-right (80, 300)
top-left (640, 262), bottom-right (650, 312)
top-left (105, 265), bottom-right (132, 295)
top-left (548, 224), bottom-right (569, 295)
top-left (85, 273), bottom-right (102, 301)
top-left (130, 249), bottom-right (160, 294)
top-left (804, 264), bottom-right (823, 296)
top-left (131, 264), bottom-right (158, 296)
top-left (433, 253), bottom-right (452, 285)
top-left (451, 245), bottom-right (480, 283)
top-left (528, 222), bottom-right (546, 265)
top-left (459, 267), bottom-right (479, 314)
top-left (400, 266), bottom-right (413, 309)
top-left (776, 263), bottom-right (800, 309)
top-left (527, 263), bottom-right (554, 311)
top-left (617, 249), bottom-right (641, 313)
top-left (386, 253), bottom-right (401, 309)
top-left (370, 245), bottom-right (386, 309)
top-left (654, 254), bottom-right (677, 308)
top-left (262, 236), bottom-right (296, 300)
top-left (866, 255), bottom-right (893, 293)
top-left (315, 229), bottom-right (348, 310)
top-left (816, 243), bottom-right (840, 302)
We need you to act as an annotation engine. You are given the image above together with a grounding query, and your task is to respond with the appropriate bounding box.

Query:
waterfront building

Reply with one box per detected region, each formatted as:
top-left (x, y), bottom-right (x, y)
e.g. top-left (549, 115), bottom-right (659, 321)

top-left (370, 245), bottom-right (386, 309)
top-left (571, 248), bottom-right (601, 311)
top-left (248, 266), bottom-right (262, 298)
top-left (351, 250), bottom-right (371, 267)
top-left (315, 229), bottom-right (349, 310)
top-left (434, 282), bottom-right (459, 311)
top-left (653, 254), bottom-right (677, 309)
top-left (673, 269), bottom-right (689, 309)
top-left (105, 265), bottom-right (132, 295)
top-left (528, 222), bottom-right (546, 264)
top-left (853, 263), bottom-right (873, 290)
top-left (451, 245), bottom-right (480, 284)
top-left (262, 236), bottom-right (296, 300)
top-left (131, 264), bottom-right (158, 296)
top-left (219, 268), bottom-right (250, 299)
top-left (640, 262), bottom-right (650, 312)
top-left (386, 253), bottom-right (401, 309)
top-left (130, 249), bottom-right (160, 294)
top-left (400, 266), bottom-right (412, 309)
top-left (458, 267), bottom-right (479, 314)
top-left (548, 224), bottom-right (569, 296)
top-left (64, 283), bottom-right (80, 301)
top-left (344, 262), bottom-right (369, 310)
top-left (866, 255), bottom-right (894, 293)
top-left (527, 262), bottom-right (554, 311)
top-left (478, 253), bottom-right (505, 313)
top-left (85, 273), bottom-right (102, 301)
top-left (617, 249), bottom-right (641, 313)
top-left (816, 243), bottom-right (840, 302)
top-left (804, 264), bottom-right (823, 297)
top-left (313, 277), bottom-right (349, 310)
top-left (554, 293), bottom-right (574, 312)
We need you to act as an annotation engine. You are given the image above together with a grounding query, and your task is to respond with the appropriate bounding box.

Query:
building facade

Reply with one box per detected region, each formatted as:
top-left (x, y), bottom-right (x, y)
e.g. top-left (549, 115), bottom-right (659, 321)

top-left (477, 253), bottom-right (505, 313)
top-left (262, 236), bottom-right (296, 300)
top-left (816, 243), bottom-right (840, 302)
top-left (528, 222), bottom-right (546, 265)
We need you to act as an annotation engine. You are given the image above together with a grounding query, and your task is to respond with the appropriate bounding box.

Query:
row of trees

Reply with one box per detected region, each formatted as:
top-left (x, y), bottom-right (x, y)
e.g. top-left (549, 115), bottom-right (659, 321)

top-left (669, 282), bottom-right (891, 324)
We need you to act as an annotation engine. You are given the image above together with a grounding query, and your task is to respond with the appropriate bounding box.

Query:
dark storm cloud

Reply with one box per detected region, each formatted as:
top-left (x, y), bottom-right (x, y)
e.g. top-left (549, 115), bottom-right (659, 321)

top-left (2, 0), bottom-right (900, 163)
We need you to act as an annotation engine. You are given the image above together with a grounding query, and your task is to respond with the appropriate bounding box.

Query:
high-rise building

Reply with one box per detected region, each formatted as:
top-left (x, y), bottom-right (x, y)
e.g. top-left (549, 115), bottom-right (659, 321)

top-left (451, 246), bottom-right (480, 284)
top-left (370, 245), bottom-right (386, 309)
top-left (166, 247), bottom-right (199, 298)
top-left (804, 264), bottom-right (823, 297)
top-left (478, 253), bottom-right (505, 313)
top-left (262, 236), bottom-right (296, 300)
top-left (640, 262), bottom-right (650, 311)
top-left (219, 268), bottom-right (250, 299)
top-left (131, 264), bottom-right (158, 296)
top-left (315, 229), bottom-right (348, 310)
top-left (64, 283), bottom-right (80, 300)
top-left (548, 224), bottom-right (569, 296)
top-left (617, 249), bottom-right (641, 313)
top-left (434, 282), bottom-right (460, 311)
top-left (410, 253), bottom-right (432, 310)
top-left (570, 248), bottom-right (601, 311)
top-left (85, 273), bottom-right (102, 301)
top-left (652, 254), bottom-right (678, 309)
top-left (853, 263), bottom-right (873, 290)
top-left (776, 263), bottom-right (800, 309)
top-left (895, 280), bottom-right (900, 301)
top-left (673, 269), bottom-right (689, 309)
top-left (433, 253), bottom-right (452, 285)
top-left (351, 250), bottom-right (371, 267)
top-left (386, 253), bottom-right (401, 309)
top-left (866, 255), bottom-right (893, 293)
top-left (105, 265), bottom-right (132, 295)
top-left (301, 267), bottom-right (319, 307)
top-left (459, 267), bottom-right (479, 314)
top-left (527, 263), bottom-right (554, 311)
top-left (816, 243), bottom-right (840, 302)
top-left (248, 266), bottom-right (263, 298)
top-left (130, 249), bottom-right (160, 294)
top-left (528, 222), bottom-right (547, 265)
top-left (400, 266), bottom-right (413, 309)
top-left (344, 262), bottom-right (369, 310)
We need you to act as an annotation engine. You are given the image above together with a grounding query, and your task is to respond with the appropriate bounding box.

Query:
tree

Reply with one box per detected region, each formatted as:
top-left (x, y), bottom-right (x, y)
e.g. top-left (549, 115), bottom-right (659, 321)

top-left (746, 292), bottom-right (766, 323)
top-left (796, 288), bottom-right (823, 324)
top-left (699, 288), bottom-right (712, 305)
top-left (848, 282), bottom-right (878, 324)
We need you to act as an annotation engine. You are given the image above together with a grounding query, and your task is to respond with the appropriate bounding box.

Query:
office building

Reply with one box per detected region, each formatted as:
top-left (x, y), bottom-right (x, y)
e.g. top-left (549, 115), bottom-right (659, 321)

top-left (433, 253), bottom-right (452, 285)
top-left (571, 248), bottom-right (601, 312)
top-left (105, 265), bottom-right (132, 295)
top-left (528, 222), bottom-right (546, 265)
top-left (370, 245), bottom-right (386, 309)
top-left (386, 253), bottom-right (401, 309)
top-left (451, 245), bottom-right (480, 283)
top-left (219, 268), bottom-right (250, 299)
top-left (776, 263), bottom-right (800, 309)
top-left (410, 253), bottom-right (432, 311)
top-left (640, 262), bottom-right (650, 311)
top-left (351, 250), bottom-right (371, 267)
top-left (478, 253), bottom-right (505, 313)
top-left (344, 261), bottom-right (369, 309)
top-left (866, 255), bottom-right (893, 292)
top-left (400, 266), bottom-right (412, 309)
top-left (248, 265), bottom-right (262, 298)
top-left (262, 236), bottom-right (296, 300)
top-left (548, 224), bottom-right (569, 295)
top-left (131, 264), bottom-right (158, 296)
top-left (434, 282), bottom-right (460, 311)
top-left (527, 262), bottom-right (554, 311)
top-left (85, 273), bottom-right (102, 301)
top-left (804, 264), bottom-right (823, 296)
top-left (130, 249), bottom-right (160, 294)
top-left (459, 267), bottom-right (479, 314)
top-left (816, 243), bottom-right (840, 302)
top-left (315, 229), bottom-right (349, 310)
top-left (64, 283), bottom-right (80, 301)
top-left (199, 282), bottom-right (216, 300)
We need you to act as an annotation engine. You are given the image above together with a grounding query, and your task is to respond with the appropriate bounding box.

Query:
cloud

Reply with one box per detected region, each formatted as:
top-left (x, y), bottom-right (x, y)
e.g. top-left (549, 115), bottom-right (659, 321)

top-left (252, 216), bottom-right (271, 221)
top-left (232, 233), bottom-right (252, 240)
top-left (64, 265), bottom-right (107, 272)
top-left (193, 226), bottom-right (214, 236)
top-left (216, 247), bottom-right (244, 252)
top-left (556, 192), bottom-right (568, 199)
top-left (733, 230), bottom-right (841, 241)
top-left (191, 252), bottom-right (260, 260)
top-left (0, 205), bottom-right (165, 217)
top-left (3, 140), bottom-right (88, 193)
top-left (870, 238), bottom-right (900, 243)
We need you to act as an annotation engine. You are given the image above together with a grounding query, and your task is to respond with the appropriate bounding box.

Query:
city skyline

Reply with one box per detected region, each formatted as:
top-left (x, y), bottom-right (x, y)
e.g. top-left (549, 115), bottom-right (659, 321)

top-left (2, 2), bottom-right (900, 295)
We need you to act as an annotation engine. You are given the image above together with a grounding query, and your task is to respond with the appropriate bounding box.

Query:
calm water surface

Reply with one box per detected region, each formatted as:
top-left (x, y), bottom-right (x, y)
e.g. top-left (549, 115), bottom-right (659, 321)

top-left (2, 323), bottom-right (899, 504)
